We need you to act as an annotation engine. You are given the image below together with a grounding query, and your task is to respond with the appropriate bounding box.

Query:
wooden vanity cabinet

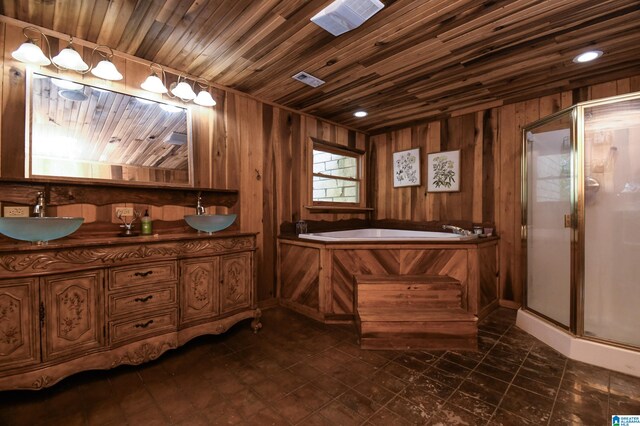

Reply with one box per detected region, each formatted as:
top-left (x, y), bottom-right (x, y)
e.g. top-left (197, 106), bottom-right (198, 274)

top-left (0, 278), bottom-right (40, 371)
top-left (179, 252), bottom-right (253, 325)
top-left (220, 252), bottom-right (252, 314)
top-left (180, 257), bottom-right (220, 325)
top-left (40, 271), bottom-right (105, 361)
top-left (108, 261), bottom-right (179, 346)
top-left (0, 233), bottom-right (259, 390)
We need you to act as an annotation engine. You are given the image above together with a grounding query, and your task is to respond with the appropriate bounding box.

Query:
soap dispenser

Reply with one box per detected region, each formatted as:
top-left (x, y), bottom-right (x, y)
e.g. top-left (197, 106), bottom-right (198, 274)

top-left (141, 209), bottom-right (152, 235)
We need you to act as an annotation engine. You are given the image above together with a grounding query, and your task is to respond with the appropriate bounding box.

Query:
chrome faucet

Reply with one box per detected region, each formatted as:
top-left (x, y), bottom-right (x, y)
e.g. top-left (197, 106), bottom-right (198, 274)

top-left (442, 225), bottom-right (473, 236)
top-left (196, 194), bottom-right (206, 216)
top-left (33, 192), bottom-right (46, 218)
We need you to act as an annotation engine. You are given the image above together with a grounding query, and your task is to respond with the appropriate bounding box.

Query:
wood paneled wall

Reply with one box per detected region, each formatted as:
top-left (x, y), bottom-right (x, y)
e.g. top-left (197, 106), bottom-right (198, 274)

top-left (0, 22), bottom-right (367, 301)
top-left (371, 74), bottom-right (640, 305)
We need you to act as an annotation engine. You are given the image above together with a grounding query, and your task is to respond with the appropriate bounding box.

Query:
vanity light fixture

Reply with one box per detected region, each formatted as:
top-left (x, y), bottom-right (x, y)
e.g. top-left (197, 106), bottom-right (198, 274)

top-left (170, 75), bottom-right (197, 101)
top-left (141, 63), bottom-right (168, 94)
top-left (11, 38), bottom-right (50, 66)
top-left (50, 78), bottom-right (84, 91)
top-left (140, 66), bottom-right (216, 108)
top-left (51, 37), bottom-right (88, 71)
top-left (90, 47), bottom-right (123, 80)
top-left (159, 104), bottom-right (182, 113)
top-left (193, 79), bottom-right (217, 107)
top-left (354, 110), bottom-right (368, 117)
top-left (573, 50), bottom-right (603, 63)
top-left (11, 26), bottom-right (123, 80)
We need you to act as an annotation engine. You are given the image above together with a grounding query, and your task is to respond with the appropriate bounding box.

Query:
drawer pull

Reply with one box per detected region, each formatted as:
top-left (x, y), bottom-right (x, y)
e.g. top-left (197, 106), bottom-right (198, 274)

top-left (134, 320), bottom-right (154, 329)
top-left (134, 295), bottom-right (154, 303)
top-left (134, 271), bottom-right (154, 278)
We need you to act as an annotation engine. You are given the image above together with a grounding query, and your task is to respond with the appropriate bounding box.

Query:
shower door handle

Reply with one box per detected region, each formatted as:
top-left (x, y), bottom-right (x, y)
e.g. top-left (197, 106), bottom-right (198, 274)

top-left (564, 214), bottom-right (573, 228)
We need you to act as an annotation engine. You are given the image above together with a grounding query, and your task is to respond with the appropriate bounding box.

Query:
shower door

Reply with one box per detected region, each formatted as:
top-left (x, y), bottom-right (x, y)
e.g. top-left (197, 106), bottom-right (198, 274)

top-left (523, 111), bottom-right (575, 328)
top-left (581, 96), bottom-right (640, 347)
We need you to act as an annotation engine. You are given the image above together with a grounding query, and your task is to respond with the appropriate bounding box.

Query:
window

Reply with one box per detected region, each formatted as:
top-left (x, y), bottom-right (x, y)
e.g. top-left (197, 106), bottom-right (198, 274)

top-left (311, 139), bottom-right (365, 206)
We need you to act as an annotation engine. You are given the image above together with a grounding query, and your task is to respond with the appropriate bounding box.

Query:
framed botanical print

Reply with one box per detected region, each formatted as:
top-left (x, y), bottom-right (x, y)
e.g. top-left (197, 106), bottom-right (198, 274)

top-left (393, 148), bottom-right (420, 187)
top-left (427, 150), bottom-right (460, 192)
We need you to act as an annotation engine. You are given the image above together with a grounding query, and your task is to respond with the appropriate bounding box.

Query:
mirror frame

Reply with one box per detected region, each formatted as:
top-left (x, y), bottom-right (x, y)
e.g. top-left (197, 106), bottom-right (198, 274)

top-left (25, 70), bottom-right (195, 188)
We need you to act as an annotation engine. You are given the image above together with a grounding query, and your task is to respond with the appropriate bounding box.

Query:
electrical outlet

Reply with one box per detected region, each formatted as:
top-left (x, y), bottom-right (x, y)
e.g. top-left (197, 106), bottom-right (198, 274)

top-left (4, 206), bottom-right (30, 217)
top-left (115, 207), bottom-right (134, 217)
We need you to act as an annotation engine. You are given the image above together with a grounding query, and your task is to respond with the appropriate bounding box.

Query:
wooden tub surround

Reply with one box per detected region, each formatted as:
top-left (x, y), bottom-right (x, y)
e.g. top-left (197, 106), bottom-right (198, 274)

top-left (0, 180), bottom-right (260, 391)
top-left (277, 235), bottom-right (499, 324)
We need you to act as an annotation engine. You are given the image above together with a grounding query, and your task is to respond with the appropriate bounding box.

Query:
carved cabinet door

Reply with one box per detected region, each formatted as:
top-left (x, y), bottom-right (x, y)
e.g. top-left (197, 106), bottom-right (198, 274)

top-left (220, 252), bottom-right (252, 314)
top-left (179, 257), bottom-right (219, 325)
top-left (0, 279), bottom-right (40, 370)
top-left (41, 270), bottom-right (104, 361)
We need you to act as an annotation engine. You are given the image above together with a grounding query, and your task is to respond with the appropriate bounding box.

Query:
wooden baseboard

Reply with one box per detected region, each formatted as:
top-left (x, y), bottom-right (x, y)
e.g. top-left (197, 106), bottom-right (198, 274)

top-left (499, 299), bottom-right (521, 310)
top-left (257, 298), bottom-right (279, 310)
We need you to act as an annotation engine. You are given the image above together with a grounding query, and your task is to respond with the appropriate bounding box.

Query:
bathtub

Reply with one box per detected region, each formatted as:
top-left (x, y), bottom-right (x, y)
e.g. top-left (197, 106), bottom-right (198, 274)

top-left (298, 228), bottom-right (477, 242)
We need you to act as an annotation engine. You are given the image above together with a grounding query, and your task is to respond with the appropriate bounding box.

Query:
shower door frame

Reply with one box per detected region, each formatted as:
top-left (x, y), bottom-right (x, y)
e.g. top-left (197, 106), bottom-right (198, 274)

top-left (521, 107), bottom-right (579, 333)
top-left (522, 91), bottom-right (640, 351)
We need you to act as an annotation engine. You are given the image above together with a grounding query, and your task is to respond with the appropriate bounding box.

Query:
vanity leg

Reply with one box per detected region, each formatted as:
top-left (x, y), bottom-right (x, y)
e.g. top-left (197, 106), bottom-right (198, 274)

top-left (251, 308), bottom-right (262, 334)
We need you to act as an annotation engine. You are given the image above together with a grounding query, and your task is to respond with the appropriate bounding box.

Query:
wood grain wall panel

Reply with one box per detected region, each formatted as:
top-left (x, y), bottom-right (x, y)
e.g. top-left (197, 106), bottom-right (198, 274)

top-left (1, 24), bottom-right (25, 178)
top-left (372, 72), bottom-right (640, 305)
top-left (478, 244), bottom-right (498, 313)
top-left (0, 21), bottom-right (367, 302)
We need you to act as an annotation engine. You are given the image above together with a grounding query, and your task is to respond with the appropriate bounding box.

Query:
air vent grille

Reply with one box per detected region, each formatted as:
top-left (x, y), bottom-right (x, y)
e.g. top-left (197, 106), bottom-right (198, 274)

top-left (311, 0), bottom-right (385, 36)
top-left (292, 72), bottom-right (325, 88)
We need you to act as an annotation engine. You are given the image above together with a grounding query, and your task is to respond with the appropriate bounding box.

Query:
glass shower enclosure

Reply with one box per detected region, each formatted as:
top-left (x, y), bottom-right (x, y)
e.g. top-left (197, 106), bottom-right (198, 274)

top-left (522, 92), bottom-right (640, 350)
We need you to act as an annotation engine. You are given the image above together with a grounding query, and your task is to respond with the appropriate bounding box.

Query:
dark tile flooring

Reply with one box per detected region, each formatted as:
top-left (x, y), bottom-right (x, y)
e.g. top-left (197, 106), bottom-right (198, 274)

top-left (1, 307), bottom-right (639, 425)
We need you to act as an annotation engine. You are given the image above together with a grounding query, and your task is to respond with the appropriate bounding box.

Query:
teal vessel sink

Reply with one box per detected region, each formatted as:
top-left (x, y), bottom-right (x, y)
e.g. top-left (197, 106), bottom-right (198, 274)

top-left (0, 217), bottom-right (84, 243)
top-left (184, 214), bottom-right (237, 234)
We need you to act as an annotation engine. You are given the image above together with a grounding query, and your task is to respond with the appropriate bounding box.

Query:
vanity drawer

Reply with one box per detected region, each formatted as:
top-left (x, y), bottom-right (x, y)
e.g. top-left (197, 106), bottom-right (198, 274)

top-left (108, 285), bottom-right (177, 318)
top-left (110, 262), bottom-right (177, 290)
top-left (109, 309), bottom-right (177, 345)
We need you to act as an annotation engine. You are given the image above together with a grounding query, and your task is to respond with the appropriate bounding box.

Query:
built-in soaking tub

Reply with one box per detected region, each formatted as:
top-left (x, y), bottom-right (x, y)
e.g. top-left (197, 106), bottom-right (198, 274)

top-left (298, 228), bottom-right (478, 242)
top-left (278, 228), bottom-right (499, 324)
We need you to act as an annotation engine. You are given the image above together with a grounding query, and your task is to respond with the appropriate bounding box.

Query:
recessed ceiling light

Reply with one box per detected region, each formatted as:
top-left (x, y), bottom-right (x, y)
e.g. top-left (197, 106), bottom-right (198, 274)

top-left (354, 110), bottom-right (368, 118)
top-left (573, 50), bottom-right (603, 63)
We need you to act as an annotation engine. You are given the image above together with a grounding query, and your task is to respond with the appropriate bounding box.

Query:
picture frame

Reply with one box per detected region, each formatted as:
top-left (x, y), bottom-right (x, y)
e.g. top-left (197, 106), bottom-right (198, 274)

top-left (427, 149), bottom-right (460, 192)
top-left (393, 148), bottom-right (421, 187)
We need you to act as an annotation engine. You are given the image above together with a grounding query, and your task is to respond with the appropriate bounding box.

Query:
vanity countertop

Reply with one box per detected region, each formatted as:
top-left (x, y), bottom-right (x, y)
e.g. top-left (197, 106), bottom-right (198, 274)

top-left (0, 230), bottom-right (257, 253)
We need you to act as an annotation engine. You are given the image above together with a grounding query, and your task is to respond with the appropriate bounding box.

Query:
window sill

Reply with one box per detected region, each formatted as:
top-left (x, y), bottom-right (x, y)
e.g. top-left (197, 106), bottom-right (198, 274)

top-left (304, 205), bottom-right (374, 213)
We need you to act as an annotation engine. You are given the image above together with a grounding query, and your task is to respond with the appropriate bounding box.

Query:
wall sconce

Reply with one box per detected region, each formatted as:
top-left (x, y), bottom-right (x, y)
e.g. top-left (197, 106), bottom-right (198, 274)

top-left (140, 64), bottom-right (216, 108)
top-left (11, 26), bottom-right (123, 80)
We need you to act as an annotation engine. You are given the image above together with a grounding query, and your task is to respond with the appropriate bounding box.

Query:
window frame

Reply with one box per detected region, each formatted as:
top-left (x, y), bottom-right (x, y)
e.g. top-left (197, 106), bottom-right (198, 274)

top-left (309, 137), bottom-right (367, 208)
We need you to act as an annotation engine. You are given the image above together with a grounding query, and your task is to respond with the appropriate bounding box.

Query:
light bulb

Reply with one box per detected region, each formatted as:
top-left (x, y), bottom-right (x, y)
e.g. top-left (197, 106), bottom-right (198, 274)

top-left (194, 90), bottom-right (216, 107)
top-left (90, 59), bottom-right (123, 80)
top-left (52, 46), bottom-right (89, 71)
top-left (11, 41), bottom-right (51, 66)
top-left (573, 50), bottom-right (603, 63)
top-left (171, 81), bottom-right (196, 100)
top-left (141, 73), bottom-right (168, 94)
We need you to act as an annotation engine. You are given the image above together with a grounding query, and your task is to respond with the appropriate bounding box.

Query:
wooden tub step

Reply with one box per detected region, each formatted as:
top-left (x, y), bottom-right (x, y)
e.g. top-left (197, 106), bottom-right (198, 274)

top-left (354, 275), bottom-right (478, 351)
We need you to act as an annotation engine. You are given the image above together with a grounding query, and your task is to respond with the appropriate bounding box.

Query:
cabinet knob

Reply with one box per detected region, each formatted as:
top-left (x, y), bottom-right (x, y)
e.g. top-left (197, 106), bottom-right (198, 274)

top-left (134, 320), bottom-right (154, 329)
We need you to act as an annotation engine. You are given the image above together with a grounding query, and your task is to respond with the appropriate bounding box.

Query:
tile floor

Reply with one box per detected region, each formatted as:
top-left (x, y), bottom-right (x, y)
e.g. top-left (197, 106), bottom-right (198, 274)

top-left (0, 307), bottom-right (638, 425)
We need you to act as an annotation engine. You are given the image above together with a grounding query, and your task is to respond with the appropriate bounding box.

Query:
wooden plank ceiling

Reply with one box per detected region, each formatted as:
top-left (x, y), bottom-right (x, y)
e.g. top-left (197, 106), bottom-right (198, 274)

top-left (2, 0), bottom-right (640, 132)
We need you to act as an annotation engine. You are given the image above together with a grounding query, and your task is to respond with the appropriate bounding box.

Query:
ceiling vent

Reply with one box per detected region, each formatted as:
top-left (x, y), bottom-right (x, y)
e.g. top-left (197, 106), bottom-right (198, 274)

top-left (292, 71), bottom-right (326, 88)
top-left (165, 131), bottom-right (188, 145)
top-left (311, 0), bottom-right (384, 36)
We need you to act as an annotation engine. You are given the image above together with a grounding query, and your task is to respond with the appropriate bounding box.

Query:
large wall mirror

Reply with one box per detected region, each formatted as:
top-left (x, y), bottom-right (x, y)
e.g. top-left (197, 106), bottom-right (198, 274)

top-left (27, 72), bottom-right (194, 186)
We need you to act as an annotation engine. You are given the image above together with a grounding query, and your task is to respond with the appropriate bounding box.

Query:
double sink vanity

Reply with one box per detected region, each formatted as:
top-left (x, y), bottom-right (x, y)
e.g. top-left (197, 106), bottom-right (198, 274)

top-left (0, 179), bottom-right (260, 391)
